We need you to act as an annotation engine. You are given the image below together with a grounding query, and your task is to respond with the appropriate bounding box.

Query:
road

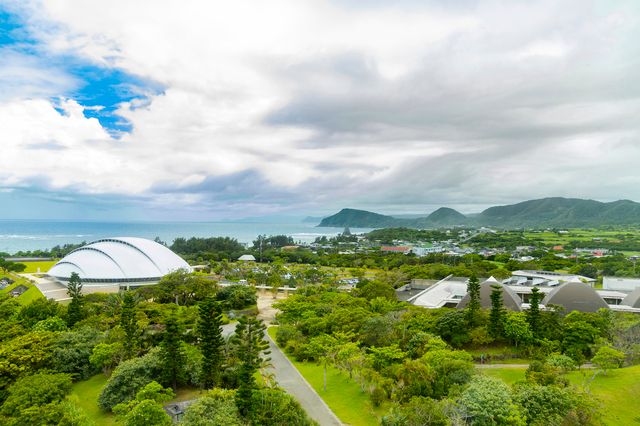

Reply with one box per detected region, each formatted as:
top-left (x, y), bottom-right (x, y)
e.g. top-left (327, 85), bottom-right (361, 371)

top-left (224, 295), bottom-right (342, 425)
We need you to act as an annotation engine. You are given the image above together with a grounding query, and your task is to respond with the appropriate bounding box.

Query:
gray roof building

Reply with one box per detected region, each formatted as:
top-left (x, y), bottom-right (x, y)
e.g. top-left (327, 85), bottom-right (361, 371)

top-left (457, 277), bottom-right (522, 312)
top-left (541, 280), bottom-right (609, 313)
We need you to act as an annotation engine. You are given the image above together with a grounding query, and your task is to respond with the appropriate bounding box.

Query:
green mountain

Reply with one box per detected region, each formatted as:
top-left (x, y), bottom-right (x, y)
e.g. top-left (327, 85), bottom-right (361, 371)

top-left (477, 197), bottom-right (640, 227)
top-left (317, 198), bottom-right (640, 228)
top-left (318, 208), bottom-right (409, 228)
top-left (422, 207), bottom-right (469, 226)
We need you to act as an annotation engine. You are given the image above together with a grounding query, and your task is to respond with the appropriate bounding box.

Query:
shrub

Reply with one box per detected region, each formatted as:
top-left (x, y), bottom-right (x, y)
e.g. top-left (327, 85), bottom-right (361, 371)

top-left (98, 348), bottom-right (163, 411)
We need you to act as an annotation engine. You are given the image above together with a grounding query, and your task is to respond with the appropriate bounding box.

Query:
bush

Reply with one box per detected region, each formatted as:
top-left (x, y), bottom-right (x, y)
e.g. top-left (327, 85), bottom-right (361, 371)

top-left (182, 389), bottom-right (244, 426)
top-left (217, 285), bottom-right (257, 310)
top-left (275, 324), bottom-right (301, 348)
top-left (249, 388), bottom-right (317, 425)
top-left (98, 348), bottom-right (163, 411)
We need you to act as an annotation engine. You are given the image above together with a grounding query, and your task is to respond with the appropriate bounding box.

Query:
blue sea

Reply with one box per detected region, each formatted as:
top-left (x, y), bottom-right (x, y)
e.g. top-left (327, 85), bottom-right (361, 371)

top-left (0, 220), bottom-right (371, 254)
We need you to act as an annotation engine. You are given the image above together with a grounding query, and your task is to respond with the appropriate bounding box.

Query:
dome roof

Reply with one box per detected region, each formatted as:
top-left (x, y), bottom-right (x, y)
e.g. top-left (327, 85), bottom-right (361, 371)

top-left (622, 287), bottom-right (640, 308)
top-left (457, 277), bottom-right (522, 311)
top-left (542, 280), bottom-right (608, 313)
top-left (48, 237), bottom-right (191, 284)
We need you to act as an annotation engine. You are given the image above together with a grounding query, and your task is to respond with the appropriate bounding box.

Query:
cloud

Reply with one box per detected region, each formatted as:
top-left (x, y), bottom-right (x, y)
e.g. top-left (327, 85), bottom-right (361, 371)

top-left (0, 0), bottom-right (640, 218)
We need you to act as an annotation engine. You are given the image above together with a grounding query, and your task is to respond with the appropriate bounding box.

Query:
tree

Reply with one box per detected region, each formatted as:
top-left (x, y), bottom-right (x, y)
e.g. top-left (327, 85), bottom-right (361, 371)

top-left (465, 274), bottom-right (481, 327)
top-left (154, 269), bottom-right (215, 305)
top-left (90, 342), bottom-right (125, 376)
top-left (160, 315), bottom-right (186, 391)
top-left (66, 272), bottom-right (84, 327)
top-left (51, 327), bottom-right (102, 380)
top-left (249, 388), bottom-right (316, 426)
top-left (232, 316), bottom-right (270, 417)
top-left (198, 296), bottom-right (224, 388)
top-left (182, 389), bottom-right (244, 426)
top-left (381, 396), bottom-right (450, 426)
top-left (120, 291), bottom-right (138, 359)
top-left (504, 312), bottom-right (533, 347)
top-left (458, 376), bottom-right (525, 426)
top-left (488, 285), bottom-right (505, 339)
top-left (526, 287), bottom-right (542, 338)
top-left (591, 345), bottom-right (625, 375)
top-left (0, 331), bottom-right (54, 395)
top-left (0, 372), bottom-right (72, 417)
top-left (113, 382), bottom-right (174, 426)
top-left (98, 348), bottom-right (163, 411)
top-left (357, 281), bottom-right (397, 301)
top-left (512, 383), bottom-right (576, 426)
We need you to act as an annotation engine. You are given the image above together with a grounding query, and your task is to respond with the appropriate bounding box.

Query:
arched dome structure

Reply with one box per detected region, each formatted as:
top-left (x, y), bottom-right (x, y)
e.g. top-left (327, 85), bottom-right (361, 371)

top-left (457, 277), bottom-right (523, 311)
top-left (542, 280), bottom-right (608, 313)
top-left (622, 287), bottom-right (640, 309)
top-left (48, 237), bottom-right (191, 287)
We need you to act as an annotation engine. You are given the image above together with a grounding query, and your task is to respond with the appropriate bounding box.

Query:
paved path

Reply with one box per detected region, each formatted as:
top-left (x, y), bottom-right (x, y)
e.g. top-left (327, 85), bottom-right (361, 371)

top-left (265, 332), bottom-right (342, 426)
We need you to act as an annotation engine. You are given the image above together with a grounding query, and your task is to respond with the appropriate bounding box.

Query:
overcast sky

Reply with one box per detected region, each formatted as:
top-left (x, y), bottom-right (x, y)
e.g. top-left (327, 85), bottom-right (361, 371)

top-left (1, 0), bottom-right (639, 220)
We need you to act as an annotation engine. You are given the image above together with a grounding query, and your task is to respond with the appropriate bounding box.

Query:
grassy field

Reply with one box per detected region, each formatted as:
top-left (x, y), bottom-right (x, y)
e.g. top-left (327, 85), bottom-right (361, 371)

top-left (566, 365), bottom-right (640, 425)
top-left (482, 367), bottom-right (527, 384)
top-left (268, 327), bottom-right (386, 426)
top-left (0, 275), bottom-right (44, 304)
top-left (69, 375), bottom-right (206, 425)
top-left (69, 375), bottom-right (115, 425)
top-left (18, 260), bottom-right (57, 273)
top-left (482, 365), bottom-right (640, 425)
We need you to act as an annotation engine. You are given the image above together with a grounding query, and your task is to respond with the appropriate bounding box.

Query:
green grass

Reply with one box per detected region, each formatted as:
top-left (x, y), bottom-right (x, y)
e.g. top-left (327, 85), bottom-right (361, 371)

top-left (18, 260), bottom-right (57, 273)
top-left (69, 374), bottom-right (115, 425)
top-left (483, 365), bottom-right (640, 425)
top-left (481, 367), bottom-right (527, 385)
top-left (566, 365), bottom-right (640, 425)
top-left (69, 376), bottom-right (206, 425)
top-left (268, 327), bottom-right (386, 426)
top-left (0, 275), bottom-right (44, 305)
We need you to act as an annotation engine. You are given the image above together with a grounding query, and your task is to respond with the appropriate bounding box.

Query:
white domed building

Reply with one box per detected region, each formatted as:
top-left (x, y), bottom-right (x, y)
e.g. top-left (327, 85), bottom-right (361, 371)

top-left (48, 237), bottom-right (191, 288)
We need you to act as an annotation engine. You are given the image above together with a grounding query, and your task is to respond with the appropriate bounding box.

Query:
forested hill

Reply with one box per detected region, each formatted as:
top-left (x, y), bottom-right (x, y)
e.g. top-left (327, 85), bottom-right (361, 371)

top-left (318, 198), bottom-right (640, 229)
top-left (318, 208), bottom-right (410, 228)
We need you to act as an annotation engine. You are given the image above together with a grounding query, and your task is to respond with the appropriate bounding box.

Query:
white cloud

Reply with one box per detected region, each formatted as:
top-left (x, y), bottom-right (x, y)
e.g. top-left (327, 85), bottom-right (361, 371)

top-left (1, 0), bottom-right (640, 217)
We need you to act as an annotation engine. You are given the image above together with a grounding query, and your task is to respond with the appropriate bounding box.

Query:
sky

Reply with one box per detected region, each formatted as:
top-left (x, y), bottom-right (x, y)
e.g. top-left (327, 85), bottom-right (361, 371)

top-left (1, 0), bottom-right (640, 221)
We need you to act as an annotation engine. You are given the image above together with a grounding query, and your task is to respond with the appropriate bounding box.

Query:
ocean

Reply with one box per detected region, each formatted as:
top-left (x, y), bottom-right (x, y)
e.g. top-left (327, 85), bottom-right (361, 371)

top-left (0, 220), bottom-right (371, 254)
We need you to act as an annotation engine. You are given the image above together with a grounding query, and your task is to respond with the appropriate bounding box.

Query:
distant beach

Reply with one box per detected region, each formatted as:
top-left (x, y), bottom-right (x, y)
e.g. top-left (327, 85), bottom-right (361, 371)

top-left (0, 220), bottom-right (372, 254)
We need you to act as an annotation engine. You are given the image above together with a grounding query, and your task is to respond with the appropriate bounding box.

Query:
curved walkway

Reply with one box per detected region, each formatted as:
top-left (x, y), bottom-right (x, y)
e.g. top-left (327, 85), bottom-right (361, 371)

top-left (257, 294), bottom-right (342, 426)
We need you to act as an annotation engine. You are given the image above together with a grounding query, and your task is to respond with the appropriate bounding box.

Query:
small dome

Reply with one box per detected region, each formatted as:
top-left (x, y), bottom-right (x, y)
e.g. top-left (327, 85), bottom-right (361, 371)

top-left (457, 278), bottom-right (522, 311)
top-left (48, 237), bottom-right (191, 286)
top-left (542, 280), bottom-right (608, 313)
top-left (622, 287), bottom-right (640, 308)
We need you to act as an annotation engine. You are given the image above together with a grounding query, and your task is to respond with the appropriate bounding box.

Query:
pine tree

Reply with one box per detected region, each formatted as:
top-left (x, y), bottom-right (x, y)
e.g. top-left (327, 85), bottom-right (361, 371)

top-left (465, 274), bottom-right (481, 326)
top-left (488, 285), bottom-right (505, 338)
top-left (120, 291), bottom-right (138, 358)
top-left (198, 296), bottom-right (224, 388)
top-left (232, 315), bottom-right (271, 417)
top-left (527, 287), bottom-right (542, 338)
top-left (161, 315), bottom-right (186, 391)
top-left (66, 272), bottom-right (84, 327)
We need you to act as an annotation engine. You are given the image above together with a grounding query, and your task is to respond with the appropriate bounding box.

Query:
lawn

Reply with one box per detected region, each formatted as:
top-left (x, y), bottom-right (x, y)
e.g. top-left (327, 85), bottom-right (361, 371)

top-left (566, 365), bottom-right (640, 425)
top-left (268, 327), bottom-right (386, 426)
top-left (18, 260), bottom-right (57, 273)
top-left (483, 365), bottom-right (640, 425)
top-left (70, 375), bottom-right (205, 426)
top-left (0, 275), bottom-right (44, 305)
top-left (69, 374), bottom-right (115, 425)
top-left (481, 367), bottom-right (527, 384)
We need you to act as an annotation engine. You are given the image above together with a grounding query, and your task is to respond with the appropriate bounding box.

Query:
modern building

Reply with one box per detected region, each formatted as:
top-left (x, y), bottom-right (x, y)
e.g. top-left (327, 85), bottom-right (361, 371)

top-left (602, 277), bottom-right (640, 292)
top-left (47, 237), bottom-right (191, 288)
top-left (404, 274), bottom-right (640, 313)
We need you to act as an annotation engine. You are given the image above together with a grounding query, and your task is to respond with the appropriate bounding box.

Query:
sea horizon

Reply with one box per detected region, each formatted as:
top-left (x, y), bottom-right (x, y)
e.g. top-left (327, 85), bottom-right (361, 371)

top-left (0, 219), bottom-right (371, 255)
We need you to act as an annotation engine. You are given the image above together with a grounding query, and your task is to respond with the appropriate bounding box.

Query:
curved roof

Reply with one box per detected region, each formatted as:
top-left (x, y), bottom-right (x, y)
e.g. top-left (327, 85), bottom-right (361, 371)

top-left (48, 237), bottom-right (191, 282)
top-left (622, 287), bottom-right (640, 308)
top-left (457, 277), bottom-right (522, 311)
top-left (542, 280), bottom-right (608, 313)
